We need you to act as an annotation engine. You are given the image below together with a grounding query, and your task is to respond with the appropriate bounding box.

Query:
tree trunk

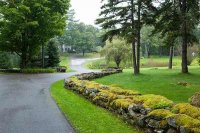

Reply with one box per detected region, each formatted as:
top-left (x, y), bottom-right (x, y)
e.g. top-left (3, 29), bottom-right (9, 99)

top-left (42, 44), bottom-right (45, 68)
top-left (169, 46), bottom-right (174, 69)
top-left (132, 40), bottom-right (137, 74)
top-left (82, 50), bottom-right (85, 56)
top-left (159, 46), bottom-right (163, 57)
top-left (115, 59), bottom-right (121, 68)
top-left (136, 0), bottom-right (141, 74)
top-left (130, 0), bottom-right (138, 75)
top-left (181, 0), bottom-right (188, 73)
top-left (21, 50), bottom-right (27, 69)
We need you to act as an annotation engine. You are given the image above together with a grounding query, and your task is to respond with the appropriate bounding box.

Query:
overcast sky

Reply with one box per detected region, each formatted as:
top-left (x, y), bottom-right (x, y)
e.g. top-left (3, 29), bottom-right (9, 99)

top-left (70, 0), bottom-right (102, 26)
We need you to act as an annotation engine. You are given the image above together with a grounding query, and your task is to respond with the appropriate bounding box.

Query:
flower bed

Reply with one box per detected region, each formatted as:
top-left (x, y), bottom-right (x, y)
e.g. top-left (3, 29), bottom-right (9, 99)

top-left (65, 71), bottom-right (200, 133)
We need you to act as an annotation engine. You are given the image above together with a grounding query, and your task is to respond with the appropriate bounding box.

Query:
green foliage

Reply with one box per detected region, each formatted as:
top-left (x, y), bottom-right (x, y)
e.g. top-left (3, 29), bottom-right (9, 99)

top-left (101, 37), bottom-right (131, 68)
top-left (21, 68), bottom-right (55, 73)
top-left (0, 51), bottom-right (12, 69)
top-left (151, 0), bottom-right (200, 73)
top-left (0, 51), bottom-right (20, 69)
top-left (46, 40), bottom-right (60, 67)
top-left (57, 9), bottom-right (103, 54)
top-left (51, 80), bottom-right (140, 133)
top-left (0, 0), bottom-right (69, 68)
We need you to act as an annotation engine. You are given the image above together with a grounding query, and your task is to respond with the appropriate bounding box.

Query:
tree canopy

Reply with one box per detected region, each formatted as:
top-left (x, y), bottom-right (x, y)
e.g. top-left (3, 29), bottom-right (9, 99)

top-left (101, 37), bottom-right (131, 68)
top-left (0, 0), bottom-right (69, 68)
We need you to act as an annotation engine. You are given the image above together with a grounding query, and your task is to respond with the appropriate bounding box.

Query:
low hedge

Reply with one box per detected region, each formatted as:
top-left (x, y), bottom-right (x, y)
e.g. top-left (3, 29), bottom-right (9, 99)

top-left (0, 69), bottom-right (20, 73)
top-left (65, 71), bottom-right (200, 133)
top-left (21, 68), bottom-right (55, 73)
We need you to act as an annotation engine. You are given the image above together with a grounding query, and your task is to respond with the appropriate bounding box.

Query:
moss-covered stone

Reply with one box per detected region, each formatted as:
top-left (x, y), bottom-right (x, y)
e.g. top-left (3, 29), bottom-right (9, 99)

top-left (148, 109), bottom-right (174, 118)
top-left (109, 87), bottom-right (140, 96)
top-left (167, 114), bottom-right (200, 133)
top-left (93, 90), bottom-right (117, 103)
top-left (172, 103), bottom-right (200, 121)
top-left (131, 94), bottom-right (174, 109)
top-left (65, 72), bottom-right (200, 133)
top-left (111, 99), bottom-right (135, 109)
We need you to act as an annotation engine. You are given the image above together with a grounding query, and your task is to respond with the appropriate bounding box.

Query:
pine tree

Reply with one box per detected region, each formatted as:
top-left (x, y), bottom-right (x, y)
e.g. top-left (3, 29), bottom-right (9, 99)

top-left (96, 0), bottom-right (154, 75)
top-left (151, 0), bottom-right (200, 73)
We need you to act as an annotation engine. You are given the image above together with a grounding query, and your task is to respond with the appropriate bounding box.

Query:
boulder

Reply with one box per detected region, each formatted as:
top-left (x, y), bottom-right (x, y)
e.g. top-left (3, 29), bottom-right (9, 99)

top-left (190, 92), bottom-right (200, 107)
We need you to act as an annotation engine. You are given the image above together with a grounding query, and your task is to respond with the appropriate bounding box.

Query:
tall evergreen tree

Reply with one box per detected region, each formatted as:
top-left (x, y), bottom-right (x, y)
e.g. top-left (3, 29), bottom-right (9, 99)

top-left (96, 0), bottom-right (154, 75)
top-left (150, 0), bottom-right (200, 73)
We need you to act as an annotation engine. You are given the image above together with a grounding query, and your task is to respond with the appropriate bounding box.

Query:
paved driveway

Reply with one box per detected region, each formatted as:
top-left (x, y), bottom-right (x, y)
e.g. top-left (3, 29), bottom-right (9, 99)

top-left (0, 57), bottom-right (100, 133)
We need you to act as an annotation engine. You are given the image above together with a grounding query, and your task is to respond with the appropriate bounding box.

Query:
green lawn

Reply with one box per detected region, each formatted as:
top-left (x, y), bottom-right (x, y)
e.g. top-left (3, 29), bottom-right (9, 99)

top-left (85, 56), bottom-right (199, 69)
top-left (95, 67), bottom-right (200, 103)
top-left (51, 80), bottom-right (141, 133)
top-left (60, 53), bottom-right (74, 72)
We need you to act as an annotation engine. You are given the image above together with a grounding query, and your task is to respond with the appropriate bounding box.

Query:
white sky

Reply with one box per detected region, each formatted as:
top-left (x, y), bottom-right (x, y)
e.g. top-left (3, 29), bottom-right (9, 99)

top-left (70, 0), bottom-right (102, 26)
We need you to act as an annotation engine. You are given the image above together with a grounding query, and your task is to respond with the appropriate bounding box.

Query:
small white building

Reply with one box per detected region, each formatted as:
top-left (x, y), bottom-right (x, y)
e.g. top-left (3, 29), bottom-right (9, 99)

top-left (59, 44), bottom-right (72, 53)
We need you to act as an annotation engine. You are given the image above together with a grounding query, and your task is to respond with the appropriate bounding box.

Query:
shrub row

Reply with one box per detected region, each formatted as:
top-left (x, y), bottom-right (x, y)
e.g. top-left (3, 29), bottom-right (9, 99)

top-left (21, 68), bottom-right (55, 73)
top-left (65, 72), bottom-right (200, 133)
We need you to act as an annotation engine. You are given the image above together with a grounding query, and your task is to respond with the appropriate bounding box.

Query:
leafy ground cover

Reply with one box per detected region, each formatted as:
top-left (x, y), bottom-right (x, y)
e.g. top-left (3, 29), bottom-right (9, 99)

top-left (51, 80), bottom-right (141, 133)
top-left (95, 67), bottom-right (200, 103)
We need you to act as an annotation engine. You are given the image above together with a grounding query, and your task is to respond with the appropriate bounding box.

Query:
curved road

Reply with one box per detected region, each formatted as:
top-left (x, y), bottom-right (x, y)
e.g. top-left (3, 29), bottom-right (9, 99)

top-left (0, 57), bottom-right (99, 133)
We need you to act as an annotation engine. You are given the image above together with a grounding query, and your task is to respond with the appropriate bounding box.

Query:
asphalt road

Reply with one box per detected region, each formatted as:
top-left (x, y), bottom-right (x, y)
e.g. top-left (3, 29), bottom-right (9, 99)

top-left (0, 57), bottom-right (99, 133)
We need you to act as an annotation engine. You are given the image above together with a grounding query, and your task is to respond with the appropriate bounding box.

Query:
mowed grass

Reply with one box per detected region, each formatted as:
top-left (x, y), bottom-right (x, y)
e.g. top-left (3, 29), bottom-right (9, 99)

top-left (95, 67), bottom-right (200, 103)
top-left (59, 53), bottom-right (74, 72)
top-left (86, 56), bottom-right (199, 69)
top-left (51, 80), bottom-right (141, 133)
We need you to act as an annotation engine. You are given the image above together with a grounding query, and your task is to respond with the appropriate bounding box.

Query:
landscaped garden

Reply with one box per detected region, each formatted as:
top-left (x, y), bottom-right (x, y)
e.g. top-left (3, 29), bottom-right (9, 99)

top-left (0, 0), bottom-right (200, 133)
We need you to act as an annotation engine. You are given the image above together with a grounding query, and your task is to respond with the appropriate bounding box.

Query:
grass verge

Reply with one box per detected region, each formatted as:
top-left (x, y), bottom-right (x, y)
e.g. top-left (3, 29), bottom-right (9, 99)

top-left (95, 67), bottom-right (200, 103)
top-left (51, 80), bottom-right (141, 133)
top-left (60, 53), bottom-right (74, 72)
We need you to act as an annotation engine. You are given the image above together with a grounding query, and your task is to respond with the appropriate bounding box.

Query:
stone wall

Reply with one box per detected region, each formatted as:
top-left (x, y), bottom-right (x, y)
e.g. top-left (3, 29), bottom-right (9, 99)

top-left (65, 70), bottom-right (200, 133)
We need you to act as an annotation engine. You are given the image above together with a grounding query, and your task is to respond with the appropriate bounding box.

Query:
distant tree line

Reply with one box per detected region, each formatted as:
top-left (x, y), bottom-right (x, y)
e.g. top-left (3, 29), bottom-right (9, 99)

top-left (56, 9), bottom-right (104, 56)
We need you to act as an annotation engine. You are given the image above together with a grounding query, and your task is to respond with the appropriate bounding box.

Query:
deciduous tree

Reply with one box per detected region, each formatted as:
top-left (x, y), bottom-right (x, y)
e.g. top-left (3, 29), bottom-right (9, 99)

top-left (0, 0), bottom-right (69, 68)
